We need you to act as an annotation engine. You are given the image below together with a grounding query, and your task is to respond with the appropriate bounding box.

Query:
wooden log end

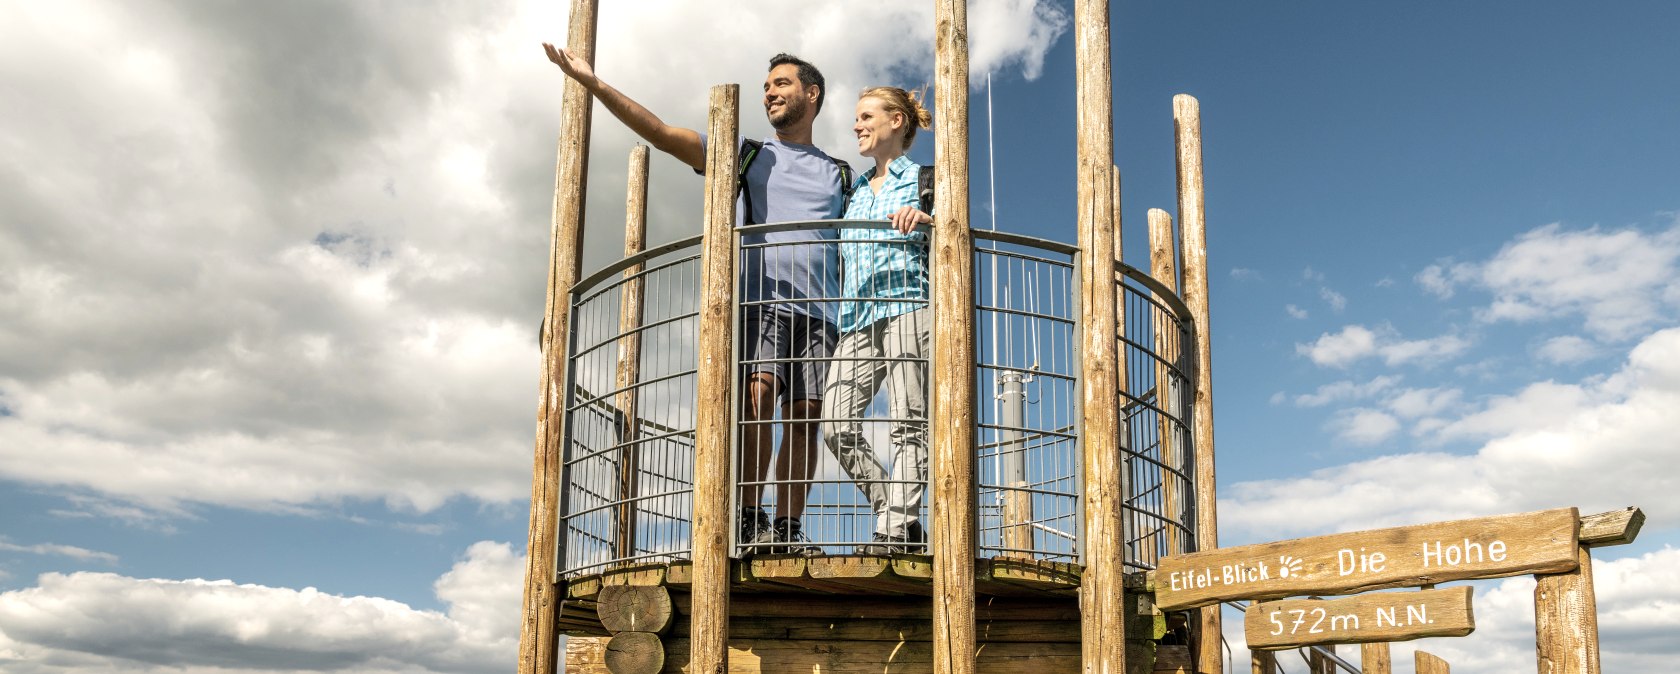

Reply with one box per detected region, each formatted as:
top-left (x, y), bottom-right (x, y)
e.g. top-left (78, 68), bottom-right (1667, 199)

top-left (603, 631), bottom-right (664, 674)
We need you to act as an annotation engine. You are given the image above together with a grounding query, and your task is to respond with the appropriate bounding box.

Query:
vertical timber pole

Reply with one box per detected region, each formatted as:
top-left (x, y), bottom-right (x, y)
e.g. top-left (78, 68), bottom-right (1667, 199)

top-left (1309, 645), bottom-right (1337, 674)
top-left (613, 145), bottom-right (650, 561)
top-left (1534, 545), bottom-right (1601, 673)
top-left (1249, 650), bottom-right (1275, 674)
top-left (1075, 0), bottom-right (1125, 671)
top-left (1414, 651), bottom-right (1451, 674)
top-left (931, 2), bottom-right (976, 673)
top-left (520, 2), bottom-right (597, 673)
top-left (692, 85), bottom-right (741, 674)
top-left (1146, 208), bottom-right (1181, 555)
top-left (1173, 93), bottom-right (1221, 674)
top-left (1360, 643), bottom-right (1393, 674)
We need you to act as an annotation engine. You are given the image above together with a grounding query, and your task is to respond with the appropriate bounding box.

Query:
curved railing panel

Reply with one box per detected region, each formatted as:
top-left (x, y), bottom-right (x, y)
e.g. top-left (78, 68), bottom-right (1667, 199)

top-left (555, 220), bottom-right (1197, 577)
top-left (974, 230), bottom-right (1080, 562)
top-left (559, 242), bottom-right (703, 577)
top-left (1117, 262), bottom-right (1196, 570)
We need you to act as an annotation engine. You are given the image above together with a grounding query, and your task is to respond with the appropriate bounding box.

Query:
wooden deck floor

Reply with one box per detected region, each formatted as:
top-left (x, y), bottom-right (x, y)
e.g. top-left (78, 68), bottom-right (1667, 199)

top-left (559, 555), bottom-right (1084, 636)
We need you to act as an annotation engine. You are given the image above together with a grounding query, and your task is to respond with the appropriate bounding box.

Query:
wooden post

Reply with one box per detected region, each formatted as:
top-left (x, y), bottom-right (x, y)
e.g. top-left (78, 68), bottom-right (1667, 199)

top-left (1535, 545), bottom-right (1601, 674)
top-left (1360, 643), bottom-right (1393, 674)
top-left (520, 2), bottom-right (597, 673)
top-left (1146, 208), bottom-right (1182, 555)
top-left (931, 2), bottom-right (976, 673)
top-left (614, 145), bottom-right (650, 562)
top-left (1250, 650), bottom-right (1275, 674)
top-left (1075, 1), bottom-right (1125, 671)
top-left (1414, 650), bottom-right (1450, 674)
top-left (1309, 645), bottom-right (1337, 674)
top-left (691, 84), bottom-right (741, 674)
top-left (1174, 93), bottom-right (1220, 674)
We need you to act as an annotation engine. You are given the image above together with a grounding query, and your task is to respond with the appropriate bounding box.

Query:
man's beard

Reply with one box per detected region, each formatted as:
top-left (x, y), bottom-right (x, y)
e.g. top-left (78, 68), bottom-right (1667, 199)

top-left (768, 96), bottom-right (808, 130)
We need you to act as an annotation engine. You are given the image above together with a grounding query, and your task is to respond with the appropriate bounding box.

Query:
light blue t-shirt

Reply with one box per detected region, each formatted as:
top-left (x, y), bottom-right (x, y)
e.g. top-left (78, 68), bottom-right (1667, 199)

top-left (699, 134), bottom-right (844, 321)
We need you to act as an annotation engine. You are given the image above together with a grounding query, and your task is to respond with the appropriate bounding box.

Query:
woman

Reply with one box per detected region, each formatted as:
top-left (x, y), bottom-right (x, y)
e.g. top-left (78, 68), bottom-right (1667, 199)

top-left (821, 86), bottom-right (934, 555)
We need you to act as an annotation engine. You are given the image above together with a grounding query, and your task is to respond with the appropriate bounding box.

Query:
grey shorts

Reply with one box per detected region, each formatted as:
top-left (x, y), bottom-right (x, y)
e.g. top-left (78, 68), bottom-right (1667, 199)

top-left (741, 306), bottom-right (838, 402)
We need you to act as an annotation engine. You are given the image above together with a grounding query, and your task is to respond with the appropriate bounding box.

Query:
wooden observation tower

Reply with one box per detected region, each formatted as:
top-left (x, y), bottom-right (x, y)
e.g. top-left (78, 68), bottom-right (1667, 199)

top-left (517, 1), bottom-right (1227, 672)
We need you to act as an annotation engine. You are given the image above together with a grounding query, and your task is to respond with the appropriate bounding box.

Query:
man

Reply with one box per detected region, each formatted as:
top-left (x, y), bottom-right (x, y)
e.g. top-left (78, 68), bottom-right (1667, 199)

top-left (543, 45), bottom-right (848, 554)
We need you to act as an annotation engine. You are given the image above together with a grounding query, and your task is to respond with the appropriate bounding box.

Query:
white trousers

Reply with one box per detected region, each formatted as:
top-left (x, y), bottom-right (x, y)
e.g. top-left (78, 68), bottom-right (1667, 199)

top-left (820, 308), bottom-right (930, 537)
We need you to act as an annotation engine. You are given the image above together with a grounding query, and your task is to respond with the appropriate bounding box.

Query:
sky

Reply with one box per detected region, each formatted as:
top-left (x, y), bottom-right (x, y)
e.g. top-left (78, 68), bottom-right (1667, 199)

top-left (1, 1), bottom-right (1677, 673)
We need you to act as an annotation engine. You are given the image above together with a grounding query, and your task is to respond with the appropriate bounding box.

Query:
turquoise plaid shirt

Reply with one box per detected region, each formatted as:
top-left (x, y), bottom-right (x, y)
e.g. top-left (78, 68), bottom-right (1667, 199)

top-left (837, 155), bottom-right (929, 333)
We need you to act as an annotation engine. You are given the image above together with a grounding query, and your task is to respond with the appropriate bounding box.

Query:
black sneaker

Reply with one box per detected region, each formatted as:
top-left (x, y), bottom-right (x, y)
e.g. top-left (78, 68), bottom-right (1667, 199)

top-left (750, 516), bottom-right (820, 556)
top-left (858, 519), bottom-right (927, 555)
top-left (739, 506), bottom-right (771, 547)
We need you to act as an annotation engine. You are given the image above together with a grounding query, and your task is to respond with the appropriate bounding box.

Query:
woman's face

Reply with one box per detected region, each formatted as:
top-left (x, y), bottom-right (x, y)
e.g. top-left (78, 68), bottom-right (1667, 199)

top-left (853, 96), bottom-right (904, 160)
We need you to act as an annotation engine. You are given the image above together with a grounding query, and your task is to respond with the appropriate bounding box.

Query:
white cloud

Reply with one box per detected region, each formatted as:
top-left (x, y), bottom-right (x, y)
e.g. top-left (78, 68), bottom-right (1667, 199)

top-left (1535, 335), bottom-right (1599, 364)
top-left (1296, 325), bottom-right (1470, 369)
top-left (0, 0), bottom-right (1070, 515)
top-left (0, 541), bottom-right (523, 674)
top-left (1231, 267), bottom-right (1263, 281)
top-left (0, 539), bottom-right (117, 565)
top-left (1326, 408), bottom-right (1401, 445)
top-left (1417, 222), bottom-right (1680, 337)
top-left (1297, 325), bottom-right (1379, 367)
top-left (1384, 386), bottom-right (1463, 420)
top-left (1476, 223), bottom-right (1680, 338)
top-left (1319, 286), bottom-right (1347, 312)
top-left (1228, 327), bottom-right (1680, 540)
top-left (1414, 261), bottom-right (1474, 299)
top-left (1285, 304), bottom-right (1308, 319)
top-left (1290, 376), bottom-right (1400, 407)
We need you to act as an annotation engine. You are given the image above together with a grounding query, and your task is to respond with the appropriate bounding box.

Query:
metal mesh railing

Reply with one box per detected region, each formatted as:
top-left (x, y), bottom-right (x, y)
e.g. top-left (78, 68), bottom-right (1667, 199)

top-left (555, 221), bottom-right (1198, 576)
top-left (559, 237), bottom-right (703, 576)
top-left (1118, 264), bottom-right (1197, 569)
top-left (975, 231), bottom-right (1081, 562)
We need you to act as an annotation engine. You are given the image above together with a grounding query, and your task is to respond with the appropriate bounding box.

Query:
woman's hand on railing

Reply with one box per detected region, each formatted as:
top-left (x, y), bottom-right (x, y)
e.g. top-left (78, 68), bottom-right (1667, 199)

top-left (889, 206), bottom-right (933, 234)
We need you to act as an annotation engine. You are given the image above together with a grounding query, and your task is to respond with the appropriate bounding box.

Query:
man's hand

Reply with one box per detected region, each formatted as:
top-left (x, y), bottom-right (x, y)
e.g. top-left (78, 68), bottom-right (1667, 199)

top-left (889, 206), bottom-right (932, 234)
top-left (543, 43), bottom-right (595, 86)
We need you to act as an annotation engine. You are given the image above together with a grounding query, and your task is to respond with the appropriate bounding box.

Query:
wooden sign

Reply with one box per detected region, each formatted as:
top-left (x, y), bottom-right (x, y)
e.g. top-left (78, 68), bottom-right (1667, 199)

top-left (1156, 507), bottom-right (1578, 610)
top-left (1245, 586), bottom-right (1475, 649)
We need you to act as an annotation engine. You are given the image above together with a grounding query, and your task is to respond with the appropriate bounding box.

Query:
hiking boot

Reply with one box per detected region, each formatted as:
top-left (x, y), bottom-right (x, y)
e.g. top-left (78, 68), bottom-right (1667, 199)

top-left (738, 506), bottom-right (771, 548)
top-left (858, 519), bottom-right (927, 555)
top-left (748, 516), bottom-right (820, 556)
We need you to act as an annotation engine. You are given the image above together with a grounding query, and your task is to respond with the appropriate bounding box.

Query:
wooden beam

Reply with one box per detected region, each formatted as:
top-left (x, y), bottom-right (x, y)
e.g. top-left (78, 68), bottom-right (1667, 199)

top-left (1309, 645), bottom-right (1336, 674)
top-left (1172, 93), bottom-right (1220, 674)
top-left (1244, 587), bottom-right (1475, 649)
top-left (614, 144), bottom-right (650, 561)
top-left (690, 83), bottom-right (741, 674)
top-left (1535, 545), bottom-right (1600, 674)
top-left (1360, 643), bottom-right (1392, 674)
top-left (1147, 208), bottom-right (1182, 556)
top-left (520, 2), bottom-right (598, 673)
top-left (1157, 507), bottom-right (1579, 610)
top-left (932, 2), bottom-right (976, 674)
top-left (1249, 649), bottom-right (1275, 674)
top-left (1578, 507), bottom-right (1644, 548)
top-left (1414, 650), bottom-right (1450, 674)
top-left (1075, 2), bottom-right (1125, 672)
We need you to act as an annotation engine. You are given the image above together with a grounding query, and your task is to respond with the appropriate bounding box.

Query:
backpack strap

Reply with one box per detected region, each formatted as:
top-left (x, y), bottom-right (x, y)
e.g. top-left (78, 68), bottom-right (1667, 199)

top-left (736, 138), bottom-right (764, 225)
top-left (918, 165), bottom-right (935, 214)
top-left (831, 157), bottom-right (857, 217)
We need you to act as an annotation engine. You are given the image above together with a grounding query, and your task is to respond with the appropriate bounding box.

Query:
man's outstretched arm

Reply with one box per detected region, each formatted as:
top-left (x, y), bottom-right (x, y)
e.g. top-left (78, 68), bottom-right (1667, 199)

top-left (543, 43), bottom-right (706, 171)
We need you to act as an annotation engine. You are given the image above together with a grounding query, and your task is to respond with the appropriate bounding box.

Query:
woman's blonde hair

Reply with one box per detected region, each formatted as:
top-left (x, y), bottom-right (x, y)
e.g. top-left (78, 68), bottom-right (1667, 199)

top-left (860, 86), bottom-right (933, 150)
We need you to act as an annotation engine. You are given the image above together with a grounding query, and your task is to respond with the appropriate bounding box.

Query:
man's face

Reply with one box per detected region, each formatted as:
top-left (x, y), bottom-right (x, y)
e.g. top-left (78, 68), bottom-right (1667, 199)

top-left (763, 63), bottom-right (815, 130)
